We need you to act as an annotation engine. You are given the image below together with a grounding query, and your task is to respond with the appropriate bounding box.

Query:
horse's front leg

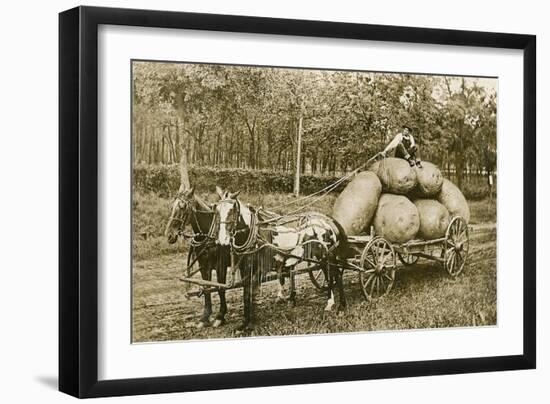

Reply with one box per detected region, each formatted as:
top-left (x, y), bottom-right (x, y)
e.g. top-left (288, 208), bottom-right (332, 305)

top-left (198, 266), bottom-right (213, 328)
top-left (237, 265), bottom-right (252, 332)
top-left (213, 261), bottom-right (228, 328)
top-left (237, 257), bottom-right (260, 333)
top-left (289, 270), bottom-right (297, 307)
top-left (335, 263), bottom-right (346, 311)
top-left (248, 263), bottom-right (260, 329)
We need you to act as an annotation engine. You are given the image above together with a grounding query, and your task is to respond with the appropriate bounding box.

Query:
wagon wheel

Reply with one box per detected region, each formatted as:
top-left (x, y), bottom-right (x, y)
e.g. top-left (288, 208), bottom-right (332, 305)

top-left (397, 252), bottom-right (419, 266)
top-left (301, 239), bottom-right (330, 291)
top-left (359, 237), bottom-right (396, 301)
top-left (308, 265), bottom-right (328, 291)
top-left (444, 216), bottom-right (469, 277)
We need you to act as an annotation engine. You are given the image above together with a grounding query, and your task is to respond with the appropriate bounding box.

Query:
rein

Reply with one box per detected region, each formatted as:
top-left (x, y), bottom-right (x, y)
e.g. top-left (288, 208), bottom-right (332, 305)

top-left (267, 154), bottom-right (383, 217)
top-left (232, 209), bottom-right (258, 254)
top-left (172, 198), bottom-right (215, 246)
top-left (217, 198), bottom-right (259, 254)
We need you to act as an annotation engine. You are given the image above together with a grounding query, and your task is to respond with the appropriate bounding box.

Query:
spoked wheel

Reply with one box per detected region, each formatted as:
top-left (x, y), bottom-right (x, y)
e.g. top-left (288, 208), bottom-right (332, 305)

top-left (308, 266), bottom-right (328, 291)
top-left (359, 237), bottom-right (396, 301)
top-left (304, 240), bottom-right (329, 291)
top-left (444, 216), bottom-right (470, 277)
top-left (397, 252), bottom-right (419, 266)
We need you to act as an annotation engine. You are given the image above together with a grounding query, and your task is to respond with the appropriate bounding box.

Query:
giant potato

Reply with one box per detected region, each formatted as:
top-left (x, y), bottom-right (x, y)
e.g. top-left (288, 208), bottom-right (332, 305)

top-left (373, 194), bottom-right (420, 243)
top-left (437, 179), bottom-right (470, 223)
top-left (413, 199), bottom-right (450, 239)
top-left (414, 162), bottom-right (443, 197)
top-left (369, 157), bottom-right (417, 195)
top-left (332, 171), bottom-right (382, 235)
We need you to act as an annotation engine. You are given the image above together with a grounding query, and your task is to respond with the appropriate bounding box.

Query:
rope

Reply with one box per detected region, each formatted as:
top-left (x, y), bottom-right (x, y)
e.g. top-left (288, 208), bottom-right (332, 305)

top-left (221, 153), bottom-right (385, 292)
top-left (231, 209), bottom-right (259, 254)
top-left (268, 153), bottom-right (382, 215)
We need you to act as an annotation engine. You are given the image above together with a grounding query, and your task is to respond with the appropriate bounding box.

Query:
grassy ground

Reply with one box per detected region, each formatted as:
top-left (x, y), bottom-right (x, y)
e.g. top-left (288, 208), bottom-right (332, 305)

top-left (132, 226), bottom-right (496, 341)
top-left (132, 191), bottom-right (497, 342)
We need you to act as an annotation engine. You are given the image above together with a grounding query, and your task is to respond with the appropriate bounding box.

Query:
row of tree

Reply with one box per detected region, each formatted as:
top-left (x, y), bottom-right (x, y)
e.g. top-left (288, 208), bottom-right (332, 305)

top-left (132, 61), bottom-right (497, 188)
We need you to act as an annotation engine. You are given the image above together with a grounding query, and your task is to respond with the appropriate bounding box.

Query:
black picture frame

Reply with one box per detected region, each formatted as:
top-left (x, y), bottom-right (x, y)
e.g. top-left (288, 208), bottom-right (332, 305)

top-left (59, 5), bottom-right (536, 398)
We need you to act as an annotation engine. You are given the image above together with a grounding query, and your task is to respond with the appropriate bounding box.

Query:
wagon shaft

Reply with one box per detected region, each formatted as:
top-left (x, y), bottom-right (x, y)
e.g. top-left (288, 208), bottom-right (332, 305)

top-left (180, 276), bottom-right (234, 289)
top-left (180, 262), bottom-right (322, 297)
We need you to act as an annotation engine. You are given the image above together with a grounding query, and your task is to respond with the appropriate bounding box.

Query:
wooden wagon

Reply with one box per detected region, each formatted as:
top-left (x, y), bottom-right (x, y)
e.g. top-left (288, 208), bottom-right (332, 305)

top-left (180, 215), bottom-right (469, 302)
top-left (309, 215), bottom-right (470, 300)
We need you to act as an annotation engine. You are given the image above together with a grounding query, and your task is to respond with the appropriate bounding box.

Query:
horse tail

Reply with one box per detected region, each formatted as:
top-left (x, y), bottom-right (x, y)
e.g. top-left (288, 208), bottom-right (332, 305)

top-left (330, 216), bottom-right (349, 262)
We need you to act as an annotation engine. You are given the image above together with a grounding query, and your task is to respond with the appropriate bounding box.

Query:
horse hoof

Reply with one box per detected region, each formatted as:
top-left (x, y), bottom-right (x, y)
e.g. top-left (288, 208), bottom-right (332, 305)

top-left (236, 323), bottom-right (255, 333)
top-left (212, 319), bottom-right (224, 328)
top-left (325, 297), bottom-right (335, 311)
top-left (276, 295), bottom-right (286, 303)
top-left (196, 321), bottom-right (209, 329)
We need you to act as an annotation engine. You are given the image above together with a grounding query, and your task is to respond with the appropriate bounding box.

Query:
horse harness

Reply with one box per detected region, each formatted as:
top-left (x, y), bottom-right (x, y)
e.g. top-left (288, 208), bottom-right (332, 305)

top-left (173, 197), bottom-right (217, 247)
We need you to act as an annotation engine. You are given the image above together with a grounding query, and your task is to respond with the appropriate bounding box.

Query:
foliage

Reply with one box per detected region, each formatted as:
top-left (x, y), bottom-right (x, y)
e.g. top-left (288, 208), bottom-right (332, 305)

top-left (133, 164), bottom-right (349, 197)
top-left (469, 198), bottom-right (497, 224)
top-left (132, 62), bottom-right (497, 178)
top-left (133, 190), bottom-right (495, 260)
top-left (134, 164), bottom-right (492, 200)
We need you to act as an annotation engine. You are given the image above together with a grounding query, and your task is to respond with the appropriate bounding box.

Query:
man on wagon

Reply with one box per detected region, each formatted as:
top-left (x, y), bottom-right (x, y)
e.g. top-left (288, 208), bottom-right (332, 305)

top-left (380, 125), bottom-right (423, 168)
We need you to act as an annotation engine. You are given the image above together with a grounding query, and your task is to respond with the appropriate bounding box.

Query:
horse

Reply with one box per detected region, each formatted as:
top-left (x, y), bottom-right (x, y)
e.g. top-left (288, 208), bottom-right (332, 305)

top-left (213, 188), bottom-right (348, 332)
top-left (165, 186), bottom-right (230, 328)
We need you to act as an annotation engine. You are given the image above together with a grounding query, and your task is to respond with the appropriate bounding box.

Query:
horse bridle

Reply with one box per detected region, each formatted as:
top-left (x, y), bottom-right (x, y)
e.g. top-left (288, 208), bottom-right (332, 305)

top-left (217, 198), bottom-right (241, 226)
top-left (216, 198), bottom-right (258, 253)
top-left (172, 196), bottom-right (220, 244)
top-left (169, 197), bottom-right (191, 235)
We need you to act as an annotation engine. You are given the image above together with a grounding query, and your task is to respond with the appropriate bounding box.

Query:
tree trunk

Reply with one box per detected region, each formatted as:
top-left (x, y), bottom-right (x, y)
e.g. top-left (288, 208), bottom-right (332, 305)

top-left (294, 115), bottom-right (303, 197)
top-left (161, 134), bottom-right (165, 164)
top-left (166, 125), bottom-right (176, 163)
top-left (179, 146), bottom-right (191, 191)
top-left (148, 127), bottom-right (154, 164)
top-left (174, 121), bottom-right (181, 161)
top-left (455, 120), bottom-right (464, 189)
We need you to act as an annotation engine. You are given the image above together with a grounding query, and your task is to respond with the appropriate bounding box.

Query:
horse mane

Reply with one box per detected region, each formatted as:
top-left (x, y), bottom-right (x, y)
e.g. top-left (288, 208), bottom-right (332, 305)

top-left (193, 194), bottom-right (212, 211)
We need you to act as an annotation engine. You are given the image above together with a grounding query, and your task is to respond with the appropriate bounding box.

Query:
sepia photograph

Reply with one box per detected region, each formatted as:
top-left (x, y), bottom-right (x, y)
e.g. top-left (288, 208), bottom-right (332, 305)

top-left (131, 60), bottom-right (497, 342)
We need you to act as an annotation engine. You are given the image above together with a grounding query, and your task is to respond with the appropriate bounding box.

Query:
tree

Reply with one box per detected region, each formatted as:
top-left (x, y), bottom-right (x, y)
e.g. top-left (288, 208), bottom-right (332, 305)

top-left (132, 61), bottom-right (497, 183)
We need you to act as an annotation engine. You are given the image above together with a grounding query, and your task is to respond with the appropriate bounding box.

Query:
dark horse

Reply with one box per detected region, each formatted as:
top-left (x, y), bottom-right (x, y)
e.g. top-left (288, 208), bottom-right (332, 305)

top-left (165, 187), bottom-right (230, 328)
top-left (213, 189), bottom-right (348, 332)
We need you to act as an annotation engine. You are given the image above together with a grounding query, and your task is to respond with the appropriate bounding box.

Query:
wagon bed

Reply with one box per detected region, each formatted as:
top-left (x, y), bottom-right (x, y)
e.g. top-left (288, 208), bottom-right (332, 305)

top-left (181, 216), bottom-right (469, 303)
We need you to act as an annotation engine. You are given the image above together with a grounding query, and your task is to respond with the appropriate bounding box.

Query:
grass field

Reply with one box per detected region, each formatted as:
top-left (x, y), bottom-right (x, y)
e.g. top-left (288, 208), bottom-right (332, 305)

top-left (132, 191), bottom-right (497, 342)
top-left (132, 191), bottom-right (495, 259)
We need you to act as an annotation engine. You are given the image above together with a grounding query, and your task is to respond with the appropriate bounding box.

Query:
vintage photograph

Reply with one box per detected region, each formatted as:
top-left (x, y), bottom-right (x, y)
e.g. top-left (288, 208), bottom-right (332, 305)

top-left (131, 61), bottom-right (497, 342)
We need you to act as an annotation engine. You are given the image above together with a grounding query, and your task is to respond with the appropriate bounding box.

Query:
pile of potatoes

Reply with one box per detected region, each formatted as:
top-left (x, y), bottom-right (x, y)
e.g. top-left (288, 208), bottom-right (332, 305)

top-left (332, 157), bottom-right (470, 243)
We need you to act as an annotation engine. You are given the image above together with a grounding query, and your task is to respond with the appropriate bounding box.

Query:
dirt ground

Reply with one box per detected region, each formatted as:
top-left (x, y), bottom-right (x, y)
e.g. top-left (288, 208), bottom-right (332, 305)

top-left (132, 222), bottom-right (496, 342)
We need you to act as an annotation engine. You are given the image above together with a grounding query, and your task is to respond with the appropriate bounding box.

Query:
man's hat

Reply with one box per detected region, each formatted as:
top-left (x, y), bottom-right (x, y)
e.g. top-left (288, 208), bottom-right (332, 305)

top-left (402, 124), bottom-right (413, 131)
